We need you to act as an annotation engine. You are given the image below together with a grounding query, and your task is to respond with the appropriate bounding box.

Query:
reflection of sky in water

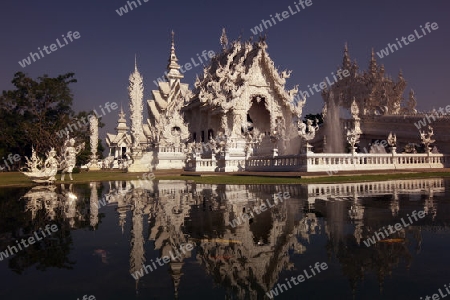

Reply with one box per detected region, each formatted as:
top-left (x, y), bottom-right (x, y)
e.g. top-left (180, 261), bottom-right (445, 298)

top-left (0, 178), bottom-right (449, 299)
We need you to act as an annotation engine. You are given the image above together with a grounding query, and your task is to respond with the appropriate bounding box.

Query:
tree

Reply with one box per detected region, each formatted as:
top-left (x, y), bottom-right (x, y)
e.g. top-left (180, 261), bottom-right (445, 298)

top-left (0, 72), bottom-right (104, 169)
top-left (0, 72), bottom-right (77, 159)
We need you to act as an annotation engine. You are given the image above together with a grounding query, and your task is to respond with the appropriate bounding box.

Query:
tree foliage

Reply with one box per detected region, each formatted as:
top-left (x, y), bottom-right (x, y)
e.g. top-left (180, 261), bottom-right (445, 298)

top-left (0, 72), bottom-right (105, 168)
top-left (0, 72), bottom-right (76, 156)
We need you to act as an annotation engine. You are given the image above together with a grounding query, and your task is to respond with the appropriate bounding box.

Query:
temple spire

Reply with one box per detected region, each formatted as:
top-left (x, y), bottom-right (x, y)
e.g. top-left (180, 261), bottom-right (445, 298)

top-left (369, 48), bottom-right (377, 75)
top-left (342, 42), bottom-right (351, 70)
top-left (118, 106), bottom-right (126, 123)
top-left (220, 28), bottom-right (228, 51)
top-left (167, 30), bottom-right (183, 84)
top-left (128, 58), bottom-right (144, 147)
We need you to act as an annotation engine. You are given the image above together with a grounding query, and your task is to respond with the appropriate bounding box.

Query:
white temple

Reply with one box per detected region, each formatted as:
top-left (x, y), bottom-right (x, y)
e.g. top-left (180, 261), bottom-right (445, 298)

top-left (105, 30), bottom-right (450, 173)
top-left (105, 108), bottom-right (132, 168)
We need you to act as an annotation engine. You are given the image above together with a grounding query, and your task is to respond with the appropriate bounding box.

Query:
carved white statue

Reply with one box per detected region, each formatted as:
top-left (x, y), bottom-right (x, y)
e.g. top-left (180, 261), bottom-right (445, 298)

top-left (61, 134), bottom-right (85, 180)
top-left (387, 132), bottom-right (397, 147)
top-left (346, 129), bottom-right (360, 152)
top-left (298, 118), bottom-right (319, 142)
top-left (420, 125), bottom-right (435, 152)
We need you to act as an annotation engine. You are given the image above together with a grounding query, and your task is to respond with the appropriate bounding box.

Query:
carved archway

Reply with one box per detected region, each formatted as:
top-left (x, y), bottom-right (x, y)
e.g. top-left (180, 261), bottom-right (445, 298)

top-left (248, 95), bottom-right (271, 135)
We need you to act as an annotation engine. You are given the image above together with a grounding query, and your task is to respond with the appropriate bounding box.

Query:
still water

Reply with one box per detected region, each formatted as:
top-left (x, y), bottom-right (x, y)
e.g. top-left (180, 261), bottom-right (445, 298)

top-left (0, 178), bottom-right (449, 300)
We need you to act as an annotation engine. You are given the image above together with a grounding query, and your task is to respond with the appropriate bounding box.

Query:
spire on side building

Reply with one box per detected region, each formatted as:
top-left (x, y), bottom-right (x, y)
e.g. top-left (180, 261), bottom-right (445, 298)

top-left (167, 31), bottom-right (184, 85)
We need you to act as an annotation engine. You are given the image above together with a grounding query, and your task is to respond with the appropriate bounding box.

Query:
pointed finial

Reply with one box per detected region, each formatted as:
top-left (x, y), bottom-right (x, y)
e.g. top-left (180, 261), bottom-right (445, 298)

top-left (370, 48), bottom-right (377, 62)
top-left (171, 30), bottom-right (175, 50)
top-left (342, 42), bottom-right (351, 70)
top-left (369, 48), bottom-right (377, 74)
top-left (220, 28), bottom-right (228, 50)
top-left (167, 30), bottom-right (183, 80)
top-left (119, 105), bottom-right (125, 118)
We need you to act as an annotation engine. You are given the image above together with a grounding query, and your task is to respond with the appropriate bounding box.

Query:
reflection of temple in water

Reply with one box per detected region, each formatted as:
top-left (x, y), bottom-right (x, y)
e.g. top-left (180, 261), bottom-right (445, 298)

top-left (20, 178), bottom-right (450, 298)
top-left (24, 184), bottom-right (90, 228)
top-left (102, 180), bottom-right (308, 298)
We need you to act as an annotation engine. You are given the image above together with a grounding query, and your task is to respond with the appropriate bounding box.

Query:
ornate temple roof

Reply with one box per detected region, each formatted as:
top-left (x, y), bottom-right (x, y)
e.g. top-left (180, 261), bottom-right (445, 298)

top-left (323, 44), bottom-right (416, 116)
top-left (187, 30), bottom-right (303, 116)
top-left (106, 108), bottom-right (132, 147)
top-left (148, 32), bottom-right (191, 125)
top-left (146, 32), bottom-right (191, 145)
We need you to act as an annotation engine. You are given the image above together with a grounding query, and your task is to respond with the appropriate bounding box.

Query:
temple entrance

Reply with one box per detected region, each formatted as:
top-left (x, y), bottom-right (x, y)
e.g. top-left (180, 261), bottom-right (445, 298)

top-left (247, 96), bottom-right (272, 156)
top-left (248, 96), bottom-right (270, 136)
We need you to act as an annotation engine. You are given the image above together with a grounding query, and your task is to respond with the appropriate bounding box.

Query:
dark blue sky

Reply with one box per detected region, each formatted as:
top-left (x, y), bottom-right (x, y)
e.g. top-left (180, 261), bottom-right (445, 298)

top-left (1, 0), bottom-right (449, 138)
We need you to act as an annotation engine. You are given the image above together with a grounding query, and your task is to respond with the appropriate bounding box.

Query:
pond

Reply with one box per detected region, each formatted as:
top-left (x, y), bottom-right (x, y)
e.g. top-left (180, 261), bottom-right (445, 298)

top-left (0, 178), bottom-right (449, 300)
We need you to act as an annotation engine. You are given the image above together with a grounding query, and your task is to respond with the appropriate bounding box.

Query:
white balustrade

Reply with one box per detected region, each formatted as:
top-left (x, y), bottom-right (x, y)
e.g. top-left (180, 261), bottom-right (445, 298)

top-left (245, 152), bottom-right (449, 172)
top-left (194, 158), bottom-right (217, 172)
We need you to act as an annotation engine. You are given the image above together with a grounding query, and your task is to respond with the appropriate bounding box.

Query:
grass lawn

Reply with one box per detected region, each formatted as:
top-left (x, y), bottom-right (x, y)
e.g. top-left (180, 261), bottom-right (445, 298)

top-left (1, 170), bottom-right (450, 187)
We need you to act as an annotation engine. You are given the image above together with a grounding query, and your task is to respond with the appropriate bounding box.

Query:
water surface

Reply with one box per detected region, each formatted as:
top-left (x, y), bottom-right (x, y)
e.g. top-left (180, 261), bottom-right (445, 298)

top-left (0, 179), bottom-right (449, 300)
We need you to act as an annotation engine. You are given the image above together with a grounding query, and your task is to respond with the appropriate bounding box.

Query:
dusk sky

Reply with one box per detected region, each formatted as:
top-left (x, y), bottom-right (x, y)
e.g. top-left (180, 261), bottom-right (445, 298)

top-left (1, 0), bottom-right (449, 139)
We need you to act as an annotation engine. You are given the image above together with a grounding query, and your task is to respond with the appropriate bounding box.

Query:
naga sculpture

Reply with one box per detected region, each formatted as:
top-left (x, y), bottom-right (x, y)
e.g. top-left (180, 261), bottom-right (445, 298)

top-left (22, 147), bottom-right (59, 183)
top-left (24, 146), bottom-right (42, 172)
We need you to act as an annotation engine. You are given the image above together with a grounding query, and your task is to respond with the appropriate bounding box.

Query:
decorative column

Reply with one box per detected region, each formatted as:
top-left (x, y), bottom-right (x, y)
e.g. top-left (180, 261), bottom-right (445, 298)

top-left (127, 57), bottom-right (148, 172)
top-left (89, 114), bottom-right (100, 170)
top-left (351, 98), bottom-right (362, 135)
